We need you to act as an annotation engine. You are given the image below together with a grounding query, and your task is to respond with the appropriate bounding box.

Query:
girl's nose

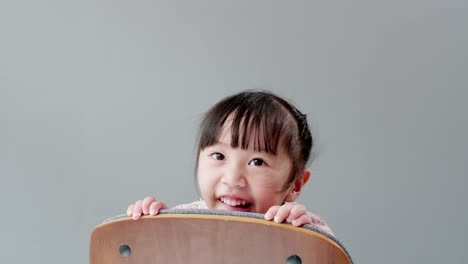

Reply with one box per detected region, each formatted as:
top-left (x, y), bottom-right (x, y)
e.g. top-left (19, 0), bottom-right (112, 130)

top-left (221, 163), bottom-right (247, 188)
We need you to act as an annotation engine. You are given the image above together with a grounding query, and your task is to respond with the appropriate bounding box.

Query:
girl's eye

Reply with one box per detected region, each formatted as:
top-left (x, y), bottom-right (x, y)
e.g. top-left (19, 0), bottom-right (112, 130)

top-left (211, 152), bottom-right (225, 160)
top-left (249, 158), bottom-right (266, 166)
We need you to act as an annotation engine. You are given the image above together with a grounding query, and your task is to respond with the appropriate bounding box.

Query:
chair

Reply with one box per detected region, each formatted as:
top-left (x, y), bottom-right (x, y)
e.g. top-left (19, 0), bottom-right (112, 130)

top-left (90, 209), bottom-right (353, 264)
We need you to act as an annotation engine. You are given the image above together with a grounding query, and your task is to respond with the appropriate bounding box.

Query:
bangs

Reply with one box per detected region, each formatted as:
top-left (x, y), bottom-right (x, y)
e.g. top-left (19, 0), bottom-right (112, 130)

top-left (198, 93), bottom-right (296, 155)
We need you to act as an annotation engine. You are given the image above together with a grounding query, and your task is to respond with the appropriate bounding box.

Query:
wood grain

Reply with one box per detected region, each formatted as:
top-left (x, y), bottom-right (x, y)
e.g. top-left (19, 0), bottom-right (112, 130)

top-left (90, 214), bottom-right (352, 264)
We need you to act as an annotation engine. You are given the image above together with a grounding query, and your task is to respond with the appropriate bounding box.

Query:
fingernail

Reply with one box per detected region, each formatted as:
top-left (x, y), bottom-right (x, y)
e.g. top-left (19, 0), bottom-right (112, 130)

top-left (150, 209), bottom-right (155, 215)
top-left (274, 216), bottom-right (280, 222)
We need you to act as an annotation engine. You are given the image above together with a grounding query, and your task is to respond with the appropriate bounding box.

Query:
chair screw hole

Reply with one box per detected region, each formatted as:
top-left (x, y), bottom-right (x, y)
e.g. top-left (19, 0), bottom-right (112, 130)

top-left (286, 255), bottom-right (302, 264)
top-left (119, 244), bottom-right (131, 257)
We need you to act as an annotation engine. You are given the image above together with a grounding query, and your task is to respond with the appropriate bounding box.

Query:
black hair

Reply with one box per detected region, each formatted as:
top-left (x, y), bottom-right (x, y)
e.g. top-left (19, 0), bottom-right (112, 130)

top-left (196, 90), bottom-right (313, 190)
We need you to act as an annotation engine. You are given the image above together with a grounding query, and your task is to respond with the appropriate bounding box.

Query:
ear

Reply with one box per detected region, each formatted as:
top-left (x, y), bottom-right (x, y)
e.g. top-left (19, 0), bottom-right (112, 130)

top-left (284, 169), bottom-right (311, 202)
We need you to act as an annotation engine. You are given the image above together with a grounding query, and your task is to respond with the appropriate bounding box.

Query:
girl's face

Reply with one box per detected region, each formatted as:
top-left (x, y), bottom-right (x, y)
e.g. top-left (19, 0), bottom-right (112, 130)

top-left (197, 126), bottom-right (299, 213)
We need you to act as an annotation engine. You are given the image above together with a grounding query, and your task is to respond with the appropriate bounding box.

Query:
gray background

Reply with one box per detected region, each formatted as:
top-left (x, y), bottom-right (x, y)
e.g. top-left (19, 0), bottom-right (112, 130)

top-left (1, 1), bottom-right (467, 263)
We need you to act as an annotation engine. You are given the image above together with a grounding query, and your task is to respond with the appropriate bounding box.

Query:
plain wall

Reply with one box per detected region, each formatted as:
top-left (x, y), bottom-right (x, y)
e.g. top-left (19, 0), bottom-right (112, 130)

top-left (1, 1), bottom-right (467, 263)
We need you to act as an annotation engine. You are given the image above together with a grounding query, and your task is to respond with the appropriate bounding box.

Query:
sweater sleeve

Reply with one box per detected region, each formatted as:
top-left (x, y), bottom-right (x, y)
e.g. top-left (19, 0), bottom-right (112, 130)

top-left (171, 200), bottom-right (208, 209)
top-left (306, 211), bottom-right (335, 236)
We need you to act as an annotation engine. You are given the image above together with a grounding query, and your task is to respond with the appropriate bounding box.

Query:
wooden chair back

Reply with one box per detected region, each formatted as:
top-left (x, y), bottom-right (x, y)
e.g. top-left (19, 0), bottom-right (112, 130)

top-left (90, 211), bottom-right (352, 264)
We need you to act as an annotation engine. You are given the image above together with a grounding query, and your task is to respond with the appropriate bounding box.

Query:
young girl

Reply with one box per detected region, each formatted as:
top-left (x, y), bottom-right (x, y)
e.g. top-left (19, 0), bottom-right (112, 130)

top-left (127, 90), bottom-right (334, 236)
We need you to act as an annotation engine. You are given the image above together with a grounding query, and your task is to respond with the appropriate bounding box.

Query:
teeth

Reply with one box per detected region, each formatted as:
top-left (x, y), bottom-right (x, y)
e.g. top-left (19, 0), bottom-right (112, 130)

top-left (220, 197), bottom-right (248, 206)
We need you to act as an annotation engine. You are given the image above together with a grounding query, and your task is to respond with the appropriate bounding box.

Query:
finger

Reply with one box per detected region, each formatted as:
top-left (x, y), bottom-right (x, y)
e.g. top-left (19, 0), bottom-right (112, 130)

top-left (142, 196), bottom-right (156, 215)
top-left (132, 200), bottom-right (143, 220)
top-left (286, 204), bottom-right (307, 222)
top-left (292, 214), bottom-right (312, 227)
top-left (264, 206), bottom-right (280, 220)
top-left (127, 204), bottom-right (134, 216)
top-left (149, 201), bottom-right (168, 215)
top-left (274, 203), bottom-right (294, 223)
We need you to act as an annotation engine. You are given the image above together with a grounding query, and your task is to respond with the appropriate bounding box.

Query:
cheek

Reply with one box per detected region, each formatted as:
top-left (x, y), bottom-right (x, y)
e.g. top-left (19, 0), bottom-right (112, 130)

top-left (254, 188), bottom-right (274, 203)
top-left (250, 181), bottom-right (291, 211)
top-left (249, 174), bottom-right (286, 193)
top-left (196, 161), bottom-right (217, 189)
top-left (197, 160), bottom-right (209, 179)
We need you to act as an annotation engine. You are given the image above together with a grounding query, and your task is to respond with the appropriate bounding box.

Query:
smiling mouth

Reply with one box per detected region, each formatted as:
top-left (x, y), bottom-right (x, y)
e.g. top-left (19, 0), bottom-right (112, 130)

top-left (219, 197), bottom-right (252, 209)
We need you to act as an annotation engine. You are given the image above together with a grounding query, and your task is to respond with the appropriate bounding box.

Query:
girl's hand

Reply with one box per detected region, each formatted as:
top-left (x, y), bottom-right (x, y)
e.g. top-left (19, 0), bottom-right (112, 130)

top-left (126, 196), bottom-right (168, 220)
top-left (264, 202), bottom-right (313, 227)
